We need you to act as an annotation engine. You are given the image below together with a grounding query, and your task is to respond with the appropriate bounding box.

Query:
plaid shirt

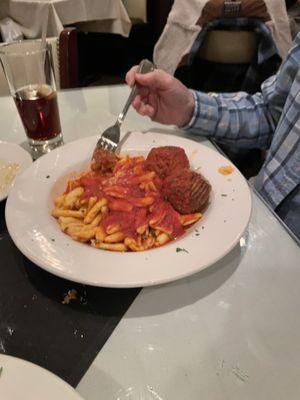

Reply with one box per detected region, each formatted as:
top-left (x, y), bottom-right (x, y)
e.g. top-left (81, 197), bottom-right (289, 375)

top-left (186, 33), bottom-right (300, 213)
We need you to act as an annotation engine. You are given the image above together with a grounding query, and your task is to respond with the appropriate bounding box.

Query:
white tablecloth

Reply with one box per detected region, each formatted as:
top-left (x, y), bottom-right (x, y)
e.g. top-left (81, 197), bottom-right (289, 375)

top-left (1, 0), bottom-right (147, 39)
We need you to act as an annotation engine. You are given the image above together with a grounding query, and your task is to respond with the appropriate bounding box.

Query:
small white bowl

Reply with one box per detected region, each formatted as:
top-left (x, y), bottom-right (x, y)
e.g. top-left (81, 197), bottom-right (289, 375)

top-left (0, 141), bottom-right (32, 201)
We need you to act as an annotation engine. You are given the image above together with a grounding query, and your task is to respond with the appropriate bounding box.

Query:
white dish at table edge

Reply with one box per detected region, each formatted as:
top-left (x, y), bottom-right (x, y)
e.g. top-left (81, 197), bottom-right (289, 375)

top-left (0, 141), bottom-right (32, 201)
top-left (5, 132), bottom-right (252, 288)
top-left (0, 354), bottom-right (84, 399)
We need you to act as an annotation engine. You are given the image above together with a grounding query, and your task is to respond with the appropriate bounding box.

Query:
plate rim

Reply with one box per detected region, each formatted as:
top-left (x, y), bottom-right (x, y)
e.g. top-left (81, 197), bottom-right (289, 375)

top-left (0, 354), bottom-right (84, 399)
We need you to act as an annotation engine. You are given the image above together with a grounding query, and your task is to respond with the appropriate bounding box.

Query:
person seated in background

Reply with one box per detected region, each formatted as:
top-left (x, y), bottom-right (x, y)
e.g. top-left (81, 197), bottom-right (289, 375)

top-left (125, 34), bottom-right (300, 242)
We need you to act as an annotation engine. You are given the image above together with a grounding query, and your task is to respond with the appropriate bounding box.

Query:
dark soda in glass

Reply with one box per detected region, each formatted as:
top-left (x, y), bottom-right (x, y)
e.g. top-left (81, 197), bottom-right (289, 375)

top-left (14, 84), bottom-right (61, 141)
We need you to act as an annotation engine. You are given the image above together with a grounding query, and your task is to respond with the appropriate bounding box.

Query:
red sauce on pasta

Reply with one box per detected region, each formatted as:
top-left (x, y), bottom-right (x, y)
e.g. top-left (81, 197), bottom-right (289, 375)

top-left (53, 148), bottom-right (205, 252)
top-left (73, 156), bottom-right (185, 240)
top-left (79, 174), bottom-right (104, 199)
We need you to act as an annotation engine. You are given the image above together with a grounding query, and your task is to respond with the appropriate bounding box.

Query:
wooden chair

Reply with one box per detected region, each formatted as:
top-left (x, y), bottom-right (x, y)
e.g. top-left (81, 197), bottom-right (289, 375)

top-left (0, 27), bottom-right (79, 96)
top-left (58, 27), bottom-right (79, 89)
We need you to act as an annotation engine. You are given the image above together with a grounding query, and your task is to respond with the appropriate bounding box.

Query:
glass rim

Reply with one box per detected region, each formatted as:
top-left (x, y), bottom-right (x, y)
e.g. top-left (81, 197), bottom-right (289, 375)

top-left (0, 40), bottom-right (48, 57)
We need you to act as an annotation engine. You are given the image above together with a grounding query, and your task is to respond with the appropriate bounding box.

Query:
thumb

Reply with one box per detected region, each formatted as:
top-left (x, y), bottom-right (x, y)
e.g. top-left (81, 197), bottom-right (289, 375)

top-left (135, 69), bottom-right (172, 90)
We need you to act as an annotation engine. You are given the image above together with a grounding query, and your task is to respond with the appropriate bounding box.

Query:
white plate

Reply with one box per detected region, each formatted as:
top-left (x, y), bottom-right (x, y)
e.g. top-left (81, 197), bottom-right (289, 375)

top-left (0, 354), bottom-right (84, 400)
top-left (5, 132), bottom-right (251, 288)
top-left (0, 141), bottom-right (32, 201)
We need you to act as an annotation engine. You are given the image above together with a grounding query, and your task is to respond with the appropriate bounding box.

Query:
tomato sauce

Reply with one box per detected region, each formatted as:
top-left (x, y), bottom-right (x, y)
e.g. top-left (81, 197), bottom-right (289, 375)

top-left (69, 155), bottom-right (186, 240)
top-left (79, 174), bottom-right (104, 200)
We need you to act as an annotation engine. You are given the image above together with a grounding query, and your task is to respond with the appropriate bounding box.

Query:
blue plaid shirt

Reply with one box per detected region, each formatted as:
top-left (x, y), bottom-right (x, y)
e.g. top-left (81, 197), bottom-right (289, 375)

top-left (186, 33), bottom-right (300, 239)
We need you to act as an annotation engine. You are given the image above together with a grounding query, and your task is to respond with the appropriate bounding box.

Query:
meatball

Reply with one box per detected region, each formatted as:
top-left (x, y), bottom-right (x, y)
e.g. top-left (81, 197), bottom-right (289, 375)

top-left (145, 146), bottom-right (189, 179)
top-left (91, 148), bottom-right (117, 174)
top-left (163, 168), bottom-right (211, 214)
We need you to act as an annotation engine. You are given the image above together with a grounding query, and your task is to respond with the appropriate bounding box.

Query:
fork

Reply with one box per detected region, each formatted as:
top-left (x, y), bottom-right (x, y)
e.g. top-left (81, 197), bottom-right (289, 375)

top-left (93, 59), bottom-right (155, 156)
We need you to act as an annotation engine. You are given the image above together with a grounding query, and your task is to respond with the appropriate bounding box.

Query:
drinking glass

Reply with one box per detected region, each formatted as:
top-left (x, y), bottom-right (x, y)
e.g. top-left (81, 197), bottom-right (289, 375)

top-left (0, 41), bottom-right (63, 159)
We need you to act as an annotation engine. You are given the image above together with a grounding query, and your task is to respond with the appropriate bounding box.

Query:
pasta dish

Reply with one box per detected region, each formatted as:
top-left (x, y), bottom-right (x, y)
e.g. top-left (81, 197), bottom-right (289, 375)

top-left (51, 146), bottom-right (211, 252)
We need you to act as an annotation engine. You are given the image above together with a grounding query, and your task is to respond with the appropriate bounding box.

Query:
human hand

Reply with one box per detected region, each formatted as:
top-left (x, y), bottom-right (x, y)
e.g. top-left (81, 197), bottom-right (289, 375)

top-left (125, 66), bottom-right (195, 127)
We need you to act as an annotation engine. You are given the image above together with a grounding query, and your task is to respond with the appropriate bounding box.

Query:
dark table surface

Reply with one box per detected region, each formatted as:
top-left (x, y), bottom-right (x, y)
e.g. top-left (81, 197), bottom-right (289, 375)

top-left (0, 200), bottom-right (140, 386)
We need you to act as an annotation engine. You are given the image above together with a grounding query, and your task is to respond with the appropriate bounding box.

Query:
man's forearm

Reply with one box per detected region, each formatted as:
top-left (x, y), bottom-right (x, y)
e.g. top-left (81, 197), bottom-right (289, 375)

top-left (185, 89), bottom-right (276, 149)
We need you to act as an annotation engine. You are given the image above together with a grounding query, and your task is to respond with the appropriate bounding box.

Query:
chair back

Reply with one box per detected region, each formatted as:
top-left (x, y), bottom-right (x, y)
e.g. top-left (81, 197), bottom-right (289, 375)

top-left (196, 30), bottom-right (257, 64)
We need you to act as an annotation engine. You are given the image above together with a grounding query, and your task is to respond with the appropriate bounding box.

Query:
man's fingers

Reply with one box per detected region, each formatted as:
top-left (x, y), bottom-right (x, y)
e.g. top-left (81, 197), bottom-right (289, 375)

top-left (137, 86), bottom-right (150, 99)
top-left (126, 67), bottom-right (173, 91)
top-left (139, 103), bottom-right (155, 118)
top-left (125, 65), bottom-right (138, 87)
top-left (132, 93), bottom-right (148, 109)
top-left (135, 69), bottom-right (172, 90)
top-left (132, 94), bottom-right (142, 109)
top-left (132, 95), bottom-right (155, 118)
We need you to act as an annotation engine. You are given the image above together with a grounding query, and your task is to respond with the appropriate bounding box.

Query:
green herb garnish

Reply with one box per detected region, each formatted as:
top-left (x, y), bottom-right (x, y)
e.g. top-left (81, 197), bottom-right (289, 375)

top-left (176, 247), bottom-right (189, 254)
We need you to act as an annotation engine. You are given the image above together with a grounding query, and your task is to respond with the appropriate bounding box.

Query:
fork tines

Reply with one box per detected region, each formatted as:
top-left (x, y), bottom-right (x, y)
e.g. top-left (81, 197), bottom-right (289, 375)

top-left (98, 137), bottom-right (118, 152)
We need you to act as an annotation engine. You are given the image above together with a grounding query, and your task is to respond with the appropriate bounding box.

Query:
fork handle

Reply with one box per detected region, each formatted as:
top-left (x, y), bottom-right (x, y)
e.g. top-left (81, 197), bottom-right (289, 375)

top-left (117, 59), bottom-right (155, 125)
